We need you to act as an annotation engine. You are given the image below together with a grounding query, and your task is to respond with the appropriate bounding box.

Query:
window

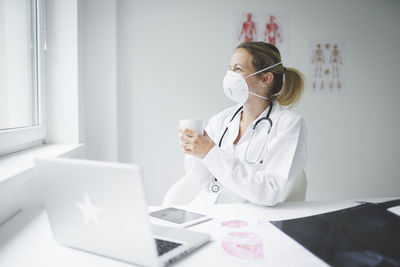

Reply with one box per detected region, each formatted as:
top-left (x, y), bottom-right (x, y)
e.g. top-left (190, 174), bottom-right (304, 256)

top-left (0, 0), bottom-right (45, 156)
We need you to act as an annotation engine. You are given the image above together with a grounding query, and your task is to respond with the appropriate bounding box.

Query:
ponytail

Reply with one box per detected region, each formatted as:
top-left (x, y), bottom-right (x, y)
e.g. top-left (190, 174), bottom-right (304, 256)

top-left (237, 41), bottom-right (305, 108)
top-left (276, 67), bottom-right (305, 108)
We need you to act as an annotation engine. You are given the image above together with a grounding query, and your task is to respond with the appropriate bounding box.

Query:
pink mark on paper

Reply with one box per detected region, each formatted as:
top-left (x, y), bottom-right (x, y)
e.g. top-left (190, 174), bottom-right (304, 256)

top-left (221, 232), bottom-right (264, 260)
top-left (221, 220), bottom-right (248, 228)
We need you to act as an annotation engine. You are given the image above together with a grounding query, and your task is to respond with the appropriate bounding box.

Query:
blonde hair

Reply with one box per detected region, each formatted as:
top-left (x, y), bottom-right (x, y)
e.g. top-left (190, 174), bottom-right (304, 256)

top-left (237, 42), bottom-right (304, 108)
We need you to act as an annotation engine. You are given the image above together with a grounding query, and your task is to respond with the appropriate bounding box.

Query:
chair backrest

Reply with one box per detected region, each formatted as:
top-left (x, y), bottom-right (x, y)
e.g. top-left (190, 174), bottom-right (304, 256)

top-left (162, 169), bottom-right (307, 206)
top-left (284, 169), bottom-right (307, 202)
top-left (162, 176), bottom-right (201, 206)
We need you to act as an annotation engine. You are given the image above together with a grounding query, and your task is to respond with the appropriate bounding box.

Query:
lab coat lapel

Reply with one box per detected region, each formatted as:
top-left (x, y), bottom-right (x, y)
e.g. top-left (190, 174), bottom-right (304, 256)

top-left (221, 109), bottom-right (242, 153)
top-left (268, 101), bottom-right (282, 137)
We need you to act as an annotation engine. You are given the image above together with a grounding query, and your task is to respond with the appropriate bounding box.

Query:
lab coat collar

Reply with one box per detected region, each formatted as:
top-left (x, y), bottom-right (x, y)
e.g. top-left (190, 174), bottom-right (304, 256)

top-left (269, 100), bottom-right (283, 123)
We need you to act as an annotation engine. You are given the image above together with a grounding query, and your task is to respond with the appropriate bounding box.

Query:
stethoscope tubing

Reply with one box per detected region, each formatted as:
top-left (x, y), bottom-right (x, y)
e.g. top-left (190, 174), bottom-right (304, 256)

top-left (218, 106), bottom-right (243, 147)
top-left (213, 103), bottom-right (274, 189)
top-left (219, 102), bottom-right (273, 148)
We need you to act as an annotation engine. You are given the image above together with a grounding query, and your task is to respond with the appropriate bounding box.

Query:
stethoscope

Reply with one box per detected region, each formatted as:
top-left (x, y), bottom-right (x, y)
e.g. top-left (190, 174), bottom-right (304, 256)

top-left (210, 102), bottom-right (274, 193)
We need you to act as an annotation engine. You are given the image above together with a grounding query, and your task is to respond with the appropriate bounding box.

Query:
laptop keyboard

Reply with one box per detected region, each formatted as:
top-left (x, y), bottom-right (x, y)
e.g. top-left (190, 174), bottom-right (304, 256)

top-left (155, 238), bottom-right (182, 256)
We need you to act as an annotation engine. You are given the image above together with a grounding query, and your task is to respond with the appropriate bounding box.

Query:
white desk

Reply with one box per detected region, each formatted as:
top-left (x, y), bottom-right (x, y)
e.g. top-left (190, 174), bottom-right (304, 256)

top-left (0, 200), bottom-right (387, 267)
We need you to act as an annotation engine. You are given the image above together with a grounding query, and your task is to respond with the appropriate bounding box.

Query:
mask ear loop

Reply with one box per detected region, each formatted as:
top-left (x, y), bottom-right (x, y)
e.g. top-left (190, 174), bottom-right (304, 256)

top-left (244, 62), bottom-right (282, 101)
top-left (244, 61), bottom-right (282, 79)
top-left (248, 91), bottom-right (272, 101)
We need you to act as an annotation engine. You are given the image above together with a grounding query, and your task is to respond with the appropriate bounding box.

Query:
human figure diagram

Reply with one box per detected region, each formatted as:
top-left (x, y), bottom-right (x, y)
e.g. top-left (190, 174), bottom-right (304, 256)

top-left (238, 13), bottom-right (257, 43)
top-left (329, 44), bottom-right (342, 79)
top-left (312, 43), bottom-right (325, 79)
top-left (264, 15), bottom-right (281, 46)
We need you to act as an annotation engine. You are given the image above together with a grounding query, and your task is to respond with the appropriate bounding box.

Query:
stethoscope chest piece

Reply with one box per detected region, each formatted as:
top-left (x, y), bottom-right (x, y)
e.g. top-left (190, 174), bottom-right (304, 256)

top-left (211, 184), bottom-right (220, 193)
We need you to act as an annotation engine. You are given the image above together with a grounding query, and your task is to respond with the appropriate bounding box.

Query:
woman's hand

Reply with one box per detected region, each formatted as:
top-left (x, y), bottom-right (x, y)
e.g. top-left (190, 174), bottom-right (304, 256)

top-left (178, 126), bottom-right (216, 159)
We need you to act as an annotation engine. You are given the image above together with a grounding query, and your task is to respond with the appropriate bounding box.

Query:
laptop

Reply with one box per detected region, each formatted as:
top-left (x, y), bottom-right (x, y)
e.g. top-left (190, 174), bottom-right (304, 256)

top-left (35, 157), bottom-right (210, 266)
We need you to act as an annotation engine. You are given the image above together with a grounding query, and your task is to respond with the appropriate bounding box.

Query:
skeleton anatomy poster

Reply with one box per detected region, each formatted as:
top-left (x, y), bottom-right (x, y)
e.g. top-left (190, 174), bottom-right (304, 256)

top-left (309, 40), bottom-right (345, 94)
top-left (235, 11), bottom-right (289, 64)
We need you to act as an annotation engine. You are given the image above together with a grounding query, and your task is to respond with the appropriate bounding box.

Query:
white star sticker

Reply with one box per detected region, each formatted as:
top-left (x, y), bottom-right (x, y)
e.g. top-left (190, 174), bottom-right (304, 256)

top-left (76, 193), bottom-right (102, 227)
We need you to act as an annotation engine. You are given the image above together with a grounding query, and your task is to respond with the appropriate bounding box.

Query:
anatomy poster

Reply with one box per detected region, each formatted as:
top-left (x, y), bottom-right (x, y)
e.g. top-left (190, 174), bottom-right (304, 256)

top-left (309, 40), bottom-right (345, 94)
top-left (235, 11), bottom-right (289, 64)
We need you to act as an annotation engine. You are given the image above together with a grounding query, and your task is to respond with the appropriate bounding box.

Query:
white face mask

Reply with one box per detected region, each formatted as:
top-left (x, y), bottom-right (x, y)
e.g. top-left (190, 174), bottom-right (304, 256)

top-left (223, 62), bottom-right (282, 104)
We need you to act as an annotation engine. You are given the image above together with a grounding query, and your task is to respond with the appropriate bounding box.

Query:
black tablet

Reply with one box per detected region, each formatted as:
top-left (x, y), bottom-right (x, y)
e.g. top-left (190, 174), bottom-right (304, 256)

top-left (150, 207), bottom-right (211, 228)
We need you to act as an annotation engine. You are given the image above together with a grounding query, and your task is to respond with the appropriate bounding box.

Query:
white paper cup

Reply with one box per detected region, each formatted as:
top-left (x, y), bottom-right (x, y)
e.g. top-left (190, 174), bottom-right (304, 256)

top-left (179, 119), bottom-right (203, 134)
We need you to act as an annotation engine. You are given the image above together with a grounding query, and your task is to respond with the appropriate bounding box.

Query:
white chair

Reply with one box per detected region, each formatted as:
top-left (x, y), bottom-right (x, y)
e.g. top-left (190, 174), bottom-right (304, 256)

top-left (162, 176), bottom-right (201, 206)
top-left (162, 170), bottom-right (307, 206)
top-left (284, 169), bottom-right (307, 202)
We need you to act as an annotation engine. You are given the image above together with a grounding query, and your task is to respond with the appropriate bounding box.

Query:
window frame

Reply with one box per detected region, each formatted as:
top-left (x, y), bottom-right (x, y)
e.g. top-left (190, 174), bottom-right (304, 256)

top-left (0, 0), bottom-right (46, 157)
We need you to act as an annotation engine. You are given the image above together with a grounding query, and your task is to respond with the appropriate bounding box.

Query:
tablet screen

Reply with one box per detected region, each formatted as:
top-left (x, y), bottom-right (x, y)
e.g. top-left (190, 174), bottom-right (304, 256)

top-left (150, 207), bottom-right (206, 224)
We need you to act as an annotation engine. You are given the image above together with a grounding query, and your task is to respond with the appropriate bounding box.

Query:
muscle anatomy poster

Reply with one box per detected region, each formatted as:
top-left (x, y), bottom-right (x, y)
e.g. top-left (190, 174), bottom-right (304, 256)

top-left (235, 11), bottom-right (289, 63)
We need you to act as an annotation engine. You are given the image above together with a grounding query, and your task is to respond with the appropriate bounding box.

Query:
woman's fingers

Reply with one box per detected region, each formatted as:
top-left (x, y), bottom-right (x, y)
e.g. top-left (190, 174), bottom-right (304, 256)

top-left (180, 142), bottom-right (187, 151)
top-left (178, 127), bottom-right (198, 143)
top-left (179, 141), bottom-right (194, 154)
top-left (178, 126), bottom-right (206, 155)
top-left (178, 126), bottom-right (196, 137)
top-left (180, 134), bottom-right (193, 144)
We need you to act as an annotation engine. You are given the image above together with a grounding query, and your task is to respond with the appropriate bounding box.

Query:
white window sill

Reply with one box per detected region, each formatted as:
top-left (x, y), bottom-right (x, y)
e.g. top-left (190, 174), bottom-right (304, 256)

top-left (0, 144), bottom-right (85, 184)
top-left (0, 144), bottom-right (85, 224)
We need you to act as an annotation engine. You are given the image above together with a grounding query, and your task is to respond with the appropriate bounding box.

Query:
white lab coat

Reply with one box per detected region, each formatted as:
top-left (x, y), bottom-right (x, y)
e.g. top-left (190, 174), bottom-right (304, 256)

top-left (184, 101), bottom-right (307, 206)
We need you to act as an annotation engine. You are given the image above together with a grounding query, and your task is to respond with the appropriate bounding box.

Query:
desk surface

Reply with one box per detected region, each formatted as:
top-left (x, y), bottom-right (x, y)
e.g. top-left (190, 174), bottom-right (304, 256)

top-left (0, 199), bottom-right (392, 267)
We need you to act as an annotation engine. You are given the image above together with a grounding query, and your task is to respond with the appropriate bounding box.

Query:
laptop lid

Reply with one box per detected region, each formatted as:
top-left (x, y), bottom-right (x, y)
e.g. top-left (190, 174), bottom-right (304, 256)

top-left (35, 157), bottom-right (160, 266)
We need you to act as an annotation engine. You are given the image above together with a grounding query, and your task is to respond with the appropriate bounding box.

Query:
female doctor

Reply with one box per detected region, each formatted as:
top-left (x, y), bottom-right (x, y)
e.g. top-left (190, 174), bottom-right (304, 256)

top-left (178, 41), bottom-right (307, 206)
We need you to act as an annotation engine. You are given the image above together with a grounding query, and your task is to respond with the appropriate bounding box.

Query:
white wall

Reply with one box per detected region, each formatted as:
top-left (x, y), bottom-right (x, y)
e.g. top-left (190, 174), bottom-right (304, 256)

top-left (115, 0), bottom-right (400, 205)
top-left (78, 0), bottom-right (118, 161)
top-left (294, 1), bottom-right (400, 201)
top-left (46, 0), bottom-right (80, 144)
